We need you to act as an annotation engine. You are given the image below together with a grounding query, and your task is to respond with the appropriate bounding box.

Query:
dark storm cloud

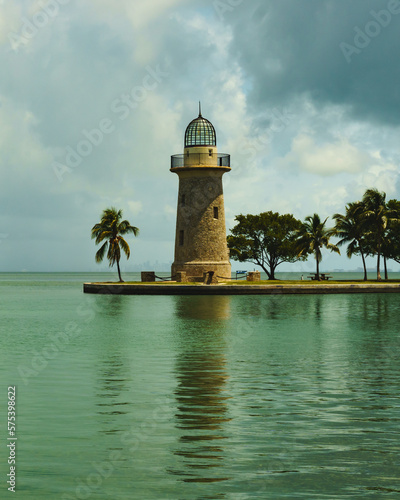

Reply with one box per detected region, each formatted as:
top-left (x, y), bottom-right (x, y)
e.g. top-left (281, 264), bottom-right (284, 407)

top-left (227, 0), bottom-right (400, 125)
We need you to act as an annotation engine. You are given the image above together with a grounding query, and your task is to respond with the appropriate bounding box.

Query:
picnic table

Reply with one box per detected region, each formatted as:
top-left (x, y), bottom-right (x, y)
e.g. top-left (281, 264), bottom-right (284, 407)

top-left (307, 273), bottom-right (332, 281)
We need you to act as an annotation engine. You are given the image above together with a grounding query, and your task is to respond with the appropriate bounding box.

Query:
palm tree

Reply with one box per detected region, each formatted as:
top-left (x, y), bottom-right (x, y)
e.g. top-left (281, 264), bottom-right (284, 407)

top-left (296, 213), bottom-right (340, 280)
top-left (361, 189), bottom-right (399, 281)
top-left (385, 199), bottom-right (400, 266)
top-left (333, 201), bottom-right (369, 281)
top-left (91, 207), bottom-right (139, 282)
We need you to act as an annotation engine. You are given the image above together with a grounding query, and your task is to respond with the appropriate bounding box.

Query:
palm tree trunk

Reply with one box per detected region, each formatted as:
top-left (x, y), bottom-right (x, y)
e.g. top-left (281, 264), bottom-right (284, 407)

top-left (316, 251), bottom-right (320, 281)
top-left (384, 256), bottom-right (388, 280)
top-left (116, 259), bottom-right (124, 282)
top-left (360, 251), bottom-right (368, 281)
top-left (377, 250), bottom-right (381, 281)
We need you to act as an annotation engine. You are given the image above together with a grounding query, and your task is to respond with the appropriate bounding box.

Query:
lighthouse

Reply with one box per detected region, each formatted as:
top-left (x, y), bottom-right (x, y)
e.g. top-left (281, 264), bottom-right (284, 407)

top-left (171, 106), bottom-right (231, 281)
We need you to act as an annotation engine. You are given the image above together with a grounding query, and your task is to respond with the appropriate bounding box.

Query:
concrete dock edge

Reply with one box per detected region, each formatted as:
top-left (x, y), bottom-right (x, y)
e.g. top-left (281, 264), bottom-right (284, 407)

top-left (83, 283), bottom-right (400, 295)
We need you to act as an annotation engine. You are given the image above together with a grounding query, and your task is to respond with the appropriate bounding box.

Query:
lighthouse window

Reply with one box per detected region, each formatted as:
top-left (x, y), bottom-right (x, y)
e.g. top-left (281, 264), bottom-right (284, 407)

top-left (179, 230), bottom-right (184, 246)
top-left (213, 207), bottom-right (219, 219)
top-left (209, 149), bottom-right (213, 157)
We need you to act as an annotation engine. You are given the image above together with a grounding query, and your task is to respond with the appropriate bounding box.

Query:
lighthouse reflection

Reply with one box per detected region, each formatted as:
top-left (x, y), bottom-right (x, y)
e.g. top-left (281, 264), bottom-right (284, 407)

top-left (169, 296), bottom-right (232, 485)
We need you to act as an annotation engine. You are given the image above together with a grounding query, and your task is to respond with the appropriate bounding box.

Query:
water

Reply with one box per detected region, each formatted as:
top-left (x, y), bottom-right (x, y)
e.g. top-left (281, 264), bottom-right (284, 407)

top-left (1, 273), bottom-right (400, 499)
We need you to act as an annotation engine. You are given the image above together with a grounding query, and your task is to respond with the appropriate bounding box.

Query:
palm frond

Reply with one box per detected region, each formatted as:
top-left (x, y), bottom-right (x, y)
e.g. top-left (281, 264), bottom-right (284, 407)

top-left (118, 220), bottom-right (139, 236)
top-left (95, 242), bottom-right (108, 263)
top-left (94, 230), bottom-right (113, 245)
top-left (346, 240), bottom-right (358, 259)
top-left (119, 237), bottom-right (131, 259)
top-left (107, 239), bottom-right (121, 267)
top-left (326, 242), bottom-right (340, 255)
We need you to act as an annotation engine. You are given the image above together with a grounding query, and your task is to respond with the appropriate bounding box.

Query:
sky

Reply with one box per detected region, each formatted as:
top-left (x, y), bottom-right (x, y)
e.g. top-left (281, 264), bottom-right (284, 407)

top-left (1, 0), bottom-right (400, 273)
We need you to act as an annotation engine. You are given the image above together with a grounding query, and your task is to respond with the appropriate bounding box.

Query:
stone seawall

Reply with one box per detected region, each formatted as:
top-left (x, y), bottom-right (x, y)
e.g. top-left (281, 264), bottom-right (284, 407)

top-left (84, 283), bottom-right (400, 295)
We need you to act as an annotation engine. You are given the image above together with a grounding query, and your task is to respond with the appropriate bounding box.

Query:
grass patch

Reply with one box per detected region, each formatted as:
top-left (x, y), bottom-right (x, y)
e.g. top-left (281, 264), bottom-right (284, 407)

top-left (90, 279), bottom-right (400, 286)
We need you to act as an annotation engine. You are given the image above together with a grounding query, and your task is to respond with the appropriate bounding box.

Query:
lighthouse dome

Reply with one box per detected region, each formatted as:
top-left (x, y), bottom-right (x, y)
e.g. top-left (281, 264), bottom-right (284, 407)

top-left (185, 112), bottom-right (216, 148)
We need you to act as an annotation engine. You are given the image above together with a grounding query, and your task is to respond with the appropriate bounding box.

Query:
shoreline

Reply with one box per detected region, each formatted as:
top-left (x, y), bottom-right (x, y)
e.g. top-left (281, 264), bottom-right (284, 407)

top-left (83, 281), bottom-right (400, 295)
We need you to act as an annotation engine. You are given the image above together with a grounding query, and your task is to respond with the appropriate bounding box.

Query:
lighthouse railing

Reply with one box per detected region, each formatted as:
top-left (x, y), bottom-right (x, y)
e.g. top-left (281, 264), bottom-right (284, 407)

top-left (171, 153), bottom-right (230, 169)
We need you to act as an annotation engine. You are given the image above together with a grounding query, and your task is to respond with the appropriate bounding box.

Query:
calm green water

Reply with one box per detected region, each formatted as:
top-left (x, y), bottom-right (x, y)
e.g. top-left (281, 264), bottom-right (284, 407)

top-left (1, 273), bottom-right (400, 499)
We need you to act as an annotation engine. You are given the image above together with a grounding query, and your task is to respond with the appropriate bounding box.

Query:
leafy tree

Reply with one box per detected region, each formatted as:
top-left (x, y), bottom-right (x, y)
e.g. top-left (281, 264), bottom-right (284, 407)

top-left (91, 207), bottom-right (139, 282)
top-left (227, 211), bottom-right (306, 280)
top-left (333, 201), bottom-right (369, 281)
top-left (296, 213), bottom-right (340, 280)
top-left (361, 189), bottom-right (399, 280)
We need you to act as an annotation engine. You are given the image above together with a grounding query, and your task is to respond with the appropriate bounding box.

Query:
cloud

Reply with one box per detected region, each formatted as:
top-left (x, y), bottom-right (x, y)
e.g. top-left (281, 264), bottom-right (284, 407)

top-left (0, 96), bottom-right (52, 192)
top-left (127, 201), bottom-right (143, 216)
top-left (357, 157), bottom-right (399, 195)
top-left (88, 0), bottom-right (187, 30)
top-left (279, 134), bottom-right (370, 176)
top-left (0, 2), bottom-right (22, 46)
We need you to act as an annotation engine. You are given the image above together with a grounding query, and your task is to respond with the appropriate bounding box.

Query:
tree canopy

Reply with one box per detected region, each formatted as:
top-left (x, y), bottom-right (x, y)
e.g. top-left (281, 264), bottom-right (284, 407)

top-left (227, 211), bottom-right (306, 280)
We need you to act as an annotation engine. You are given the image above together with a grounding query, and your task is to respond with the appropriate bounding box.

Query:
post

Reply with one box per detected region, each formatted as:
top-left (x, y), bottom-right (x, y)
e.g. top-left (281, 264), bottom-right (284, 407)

top-left (175, 271), bottom-right (187, 283)
top-left (141, 272), bottom-right (156, 282)
top-left (247, 271), bottom-right (261, 282)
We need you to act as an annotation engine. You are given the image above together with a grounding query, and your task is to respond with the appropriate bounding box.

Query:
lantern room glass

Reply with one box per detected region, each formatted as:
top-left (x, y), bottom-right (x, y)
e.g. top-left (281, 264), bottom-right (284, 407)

top-left (185, 116), bottom-right (217, 147)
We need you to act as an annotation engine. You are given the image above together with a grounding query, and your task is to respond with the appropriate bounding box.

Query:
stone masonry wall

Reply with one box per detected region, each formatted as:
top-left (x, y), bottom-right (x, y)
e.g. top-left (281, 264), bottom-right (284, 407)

top-left (171, 168), bottom-right (231, 279)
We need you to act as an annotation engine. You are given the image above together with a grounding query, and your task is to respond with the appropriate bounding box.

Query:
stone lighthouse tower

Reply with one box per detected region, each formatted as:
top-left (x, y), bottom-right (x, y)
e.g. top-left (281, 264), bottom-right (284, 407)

top-left (171, 106), bottom-right (231, 281)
